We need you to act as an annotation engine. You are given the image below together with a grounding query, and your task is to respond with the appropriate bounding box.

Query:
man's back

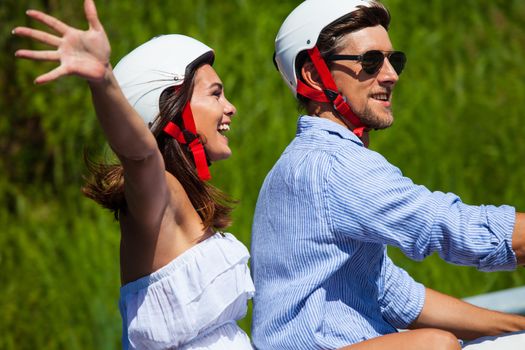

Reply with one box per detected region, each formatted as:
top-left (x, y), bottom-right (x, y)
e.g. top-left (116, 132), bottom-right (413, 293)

top-left (251, 116), bottom-right (427, 349)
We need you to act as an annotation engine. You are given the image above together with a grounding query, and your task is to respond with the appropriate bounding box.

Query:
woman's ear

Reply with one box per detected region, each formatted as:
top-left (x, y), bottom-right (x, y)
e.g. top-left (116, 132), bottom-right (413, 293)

top-left (300, 62), bottom-right (323, 91)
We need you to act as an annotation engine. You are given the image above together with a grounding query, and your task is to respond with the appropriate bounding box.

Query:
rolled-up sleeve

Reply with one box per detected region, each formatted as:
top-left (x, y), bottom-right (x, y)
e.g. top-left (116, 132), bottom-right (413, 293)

top-left (327, 145), bottom-right (517, 272)
top-left (377, 254), bottom-right (425, 329)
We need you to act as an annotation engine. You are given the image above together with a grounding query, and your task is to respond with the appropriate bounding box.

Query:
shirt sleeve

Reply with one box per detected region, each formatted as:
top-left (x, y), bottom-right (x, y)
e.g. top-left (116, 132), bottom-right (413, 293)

top-left (327, 145), bottom-right (517, 272)
top-left (377, 253), bottom-right (425, 329)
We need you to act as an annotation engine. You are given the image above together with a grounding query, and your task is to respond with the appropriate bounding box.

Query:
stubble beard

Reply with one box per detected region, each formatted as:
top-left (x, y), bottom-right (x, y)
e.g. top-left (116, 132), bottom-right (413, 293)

top-left (358, 104), bottom-right (394, 130)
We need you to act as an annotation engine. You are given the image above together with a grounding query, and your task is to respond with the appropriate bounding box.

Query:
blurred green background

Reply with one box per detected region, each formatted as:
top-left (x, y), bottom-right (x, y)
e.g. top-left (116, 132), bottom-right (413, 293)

top-left (2, 0), bottom-right (525, 348)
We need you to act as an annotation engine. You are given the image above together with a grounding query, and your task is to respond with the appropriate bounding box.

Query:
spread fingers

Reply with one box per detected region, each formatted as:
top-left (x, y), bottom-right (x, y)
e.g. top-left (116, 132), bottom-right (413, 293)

top-left (15, 49), bottom-right (60, 62)
top-left (12, 27), bottom-right (62, 47)
top-left (25, 9), bottom-right (69, 35)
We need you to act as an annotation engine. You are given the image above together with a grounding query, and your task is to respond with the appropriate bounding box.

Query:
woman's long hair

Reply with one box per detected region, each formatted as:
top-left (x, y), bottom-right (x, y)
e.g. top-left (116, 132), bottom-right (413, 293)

top-left (82, 52), bottom-right (235, 232)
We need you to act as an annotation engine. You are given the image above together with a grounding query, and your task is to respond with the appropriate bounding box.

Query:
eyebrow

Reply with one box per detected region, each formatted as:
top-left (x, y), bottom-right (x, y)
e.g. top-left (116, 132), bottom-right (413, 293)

top-left (209, 82), bottom-right (223, 91)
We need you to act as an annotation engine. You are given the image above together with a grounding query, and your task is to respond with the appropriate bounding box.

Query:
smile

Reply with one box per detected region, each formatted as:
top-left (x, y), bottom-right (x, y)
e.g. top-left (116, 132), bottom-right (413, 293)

top-left (371, 93), bottom-right (389, 101)
top-left (218, 123), bottom-right (230, 135)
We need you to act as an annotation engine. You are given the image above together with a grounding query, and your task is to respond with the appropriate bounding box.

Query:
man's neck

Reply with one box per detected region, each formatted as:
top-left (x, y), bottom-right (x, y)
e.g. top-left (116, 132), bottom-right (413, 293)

top-left (311, 107), bottom-right (370, 147)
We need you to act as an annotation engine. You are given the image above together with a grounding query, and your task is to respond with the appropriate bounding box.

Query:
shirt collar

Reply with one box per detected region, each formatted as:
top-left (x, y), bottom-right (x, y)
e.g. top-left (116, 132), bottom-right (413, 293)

top-left (297, 115), bottom-right (364, 147)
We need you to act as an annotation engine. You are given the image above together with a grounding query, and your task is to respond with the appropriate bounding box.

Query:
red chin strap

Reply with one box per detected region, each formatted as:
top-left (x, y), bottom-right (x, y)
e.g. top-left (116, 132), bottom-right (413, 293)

top-left (296, 46), bottom-right (366, 138)
top-left (163, 102), bottom-right (211, 181)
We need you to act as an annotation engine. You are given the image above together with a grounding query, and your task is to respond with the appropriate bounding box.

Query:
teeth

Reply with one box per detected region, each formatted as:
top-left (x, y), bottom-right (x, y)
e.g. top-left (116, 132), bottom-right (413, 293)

top-left (218, 124), bottom-right (230, 132)
top-left (373, 94), bottom-right (388, 101)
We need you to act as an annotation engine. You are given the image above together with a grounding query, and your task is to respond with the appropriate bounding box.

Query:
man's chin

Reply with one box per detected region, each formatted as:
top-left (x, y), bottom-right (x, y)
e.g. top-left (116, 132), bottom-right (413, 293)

top-left (358, 108), bottom-right (394, 130)
top-left (374, 119), bottom-right (394, 130)
top-left (365, 116), bottom-right (394, 130)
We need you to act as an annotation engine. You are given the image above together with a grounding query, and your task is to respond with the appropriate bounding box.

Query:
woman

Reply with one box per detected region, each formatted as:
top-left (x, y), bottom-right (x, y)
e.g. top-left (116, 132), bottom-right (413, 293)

top-left (13, 1), bottom-right (462, 349)
top-left (14, 1), bottom-right (252, 348)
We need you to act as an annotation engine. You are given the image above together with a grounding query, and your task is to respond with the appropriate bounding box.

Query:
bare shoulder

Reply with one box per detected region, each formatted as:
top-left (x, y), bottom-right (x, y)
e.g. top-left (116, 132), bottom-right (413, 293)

top-left (163, 171), bottom-right (206, 240)
top-left (119, 171), bottom-right (205, 283)
top-left (164, 170), bottom-right (187, 197)
top-left (164, 171), bottom-right (194, 219)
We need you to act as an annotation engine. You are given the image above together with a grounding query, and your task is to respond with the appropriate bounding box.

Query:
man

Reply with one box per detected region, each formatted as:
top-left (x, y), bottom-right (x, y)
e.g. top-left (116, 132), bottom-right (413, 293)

top-left (251, 0), bottom-right (525, 349)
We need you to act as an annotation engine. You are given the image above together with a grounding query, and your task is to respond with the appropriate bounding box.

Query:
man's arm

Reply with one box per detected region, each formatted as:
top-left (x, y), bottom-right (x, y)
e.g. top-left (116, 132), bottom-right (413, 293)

top-left (409, 287), bottom-right (525, 341)
top-left (513, 213), bottom-right (525, 265)
top-left (378, 254), bottom-right (426, 329)
top-left (329, 147), bottom-right (518, 272)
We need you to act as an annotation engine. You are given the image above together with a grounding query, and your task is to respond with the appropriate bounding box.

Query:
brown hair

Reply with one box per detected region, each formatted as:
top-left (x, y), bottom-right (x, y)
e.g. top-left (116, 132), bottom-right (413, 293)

top-left (82, 52), bottom-right (235, 231)
top-left (296, 1), bottom-right (391, 109)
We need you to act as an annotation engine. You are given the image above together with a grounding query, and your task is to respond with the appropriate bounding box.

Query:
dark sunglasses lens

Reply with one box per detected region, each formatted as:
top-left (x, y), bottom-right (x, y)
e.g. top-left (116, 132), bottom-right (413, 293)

top-left (389, 52), bottom-right (406, 75)
top-left (361, 50), bottom-right (384, 74)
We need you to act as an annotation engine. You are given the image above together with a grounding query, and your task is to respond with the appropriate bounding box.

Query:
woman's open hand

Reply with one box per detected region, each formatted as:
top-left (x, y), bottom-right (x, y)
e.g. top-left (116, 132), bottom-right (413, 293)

top-left (13, 0), bottom-right (111, 84)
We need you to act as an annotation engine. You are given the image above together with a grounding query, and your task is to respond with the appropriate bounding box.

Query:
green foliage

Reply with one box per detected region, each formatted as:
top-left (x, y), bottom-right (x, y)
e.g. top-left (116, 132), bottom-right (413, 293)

top-left (379, 0), bottom-right (525, 297)
top-left (1, 0), bottom-right (525, 348)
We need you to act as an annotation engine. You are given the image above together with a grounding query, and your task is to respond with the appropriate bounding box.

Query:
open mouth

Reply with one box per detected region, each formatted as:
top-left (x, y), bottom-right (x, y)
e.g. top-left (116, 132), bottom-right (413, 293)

top-left (218, 123), bottom-right (230, 135)
top-left (371, 93), bottom-right (389, 102)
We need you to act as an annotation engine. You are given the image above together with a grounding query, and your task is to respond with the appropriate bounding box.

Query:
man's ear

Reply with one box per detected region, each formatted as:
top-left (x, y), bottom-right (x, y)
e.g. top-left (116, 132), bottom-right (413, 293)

top-left (301, 62), bottom-right (323, 91)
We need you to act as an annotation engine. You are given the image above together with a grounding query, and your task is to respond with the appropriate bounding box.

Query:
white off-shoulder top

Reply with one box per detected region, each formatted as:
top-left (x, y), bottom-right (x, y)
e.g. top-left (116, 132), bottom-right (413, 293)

top-left (119, 232), bottom-right (255, 349)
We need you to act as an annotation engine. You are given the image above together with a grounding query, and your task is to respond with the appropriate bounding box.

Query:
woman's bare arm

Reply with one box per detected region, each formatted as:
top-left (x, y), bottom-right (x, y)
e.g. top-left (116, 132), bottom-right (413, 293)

top-left (13, 0), bottom-right (168, 225)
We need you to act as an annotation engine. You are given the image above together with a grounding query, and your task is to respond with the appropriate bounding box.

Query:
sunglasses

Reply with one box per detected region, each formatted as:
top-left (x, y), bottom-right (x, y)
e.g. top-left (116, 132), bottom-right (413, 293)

top-left (326, 50), bottom-right (406, 75)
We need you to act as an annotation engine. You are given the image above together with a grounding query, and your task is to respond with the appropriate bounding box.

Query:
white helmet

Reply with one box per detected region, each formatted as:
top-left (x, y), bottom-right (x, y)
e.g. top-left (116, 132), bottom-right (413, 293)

top-left (274, 0), bottom-right (373, 95)
top-left (113, 34), bottom-right (215, 181)
top-left (113, 34), bottom-right (214, 126)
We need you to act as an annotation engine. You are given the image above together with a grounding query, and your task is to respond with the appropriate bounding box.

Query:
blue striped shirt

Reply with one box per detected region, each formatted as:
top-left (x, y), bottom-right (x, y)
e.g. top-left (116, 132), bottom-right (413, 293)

top-left (250, 115), bottom-right (517, 349)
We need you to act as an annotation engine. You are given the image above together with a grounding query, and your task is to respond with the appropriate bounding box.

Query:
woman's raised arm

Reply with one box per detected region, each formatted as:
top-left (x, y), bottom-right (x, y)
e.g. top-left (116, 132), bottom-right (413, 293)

top-left (13, 0), bottom-right (169, 225)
